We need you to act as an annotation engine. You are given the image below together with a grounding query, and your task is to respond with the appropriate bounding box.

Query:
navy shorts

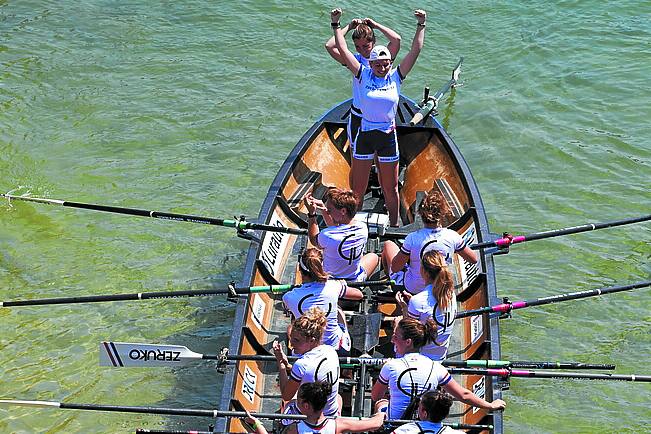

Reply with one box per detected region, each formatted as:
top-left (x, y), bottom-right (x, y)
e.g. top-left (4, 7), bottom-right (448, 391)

top-left (354, 129), bottom-right (399, 163)
top-left (348, 106), bottom-right (362, 149)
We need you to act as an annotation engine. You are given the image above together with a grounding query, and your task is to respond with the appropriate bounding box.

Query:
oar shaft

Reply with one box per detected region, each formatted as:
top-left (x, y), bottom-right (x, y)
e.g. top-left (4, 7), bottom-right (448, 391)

top-left (450, 369), bottom-right (651, 382)
top-left (471, 214), bottom-right (651, 249)
top-left (1, 193), bottom-right (306, 235)
top-left (0, 400), bottom-right (305, 420)
top-left (455, 280), bottom-right (651, 319)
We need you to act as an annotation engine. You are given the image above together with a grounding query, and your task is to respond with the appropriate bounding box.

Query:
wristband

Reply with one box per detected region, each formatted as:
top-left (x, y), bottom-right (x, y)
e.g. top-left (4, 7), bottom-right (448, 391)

top-left (331, 22), bottom-right (341, 28)
top-left (417, 23), bottom-right (426, 27)
top-left (251, 420), bottom-right (261, 430)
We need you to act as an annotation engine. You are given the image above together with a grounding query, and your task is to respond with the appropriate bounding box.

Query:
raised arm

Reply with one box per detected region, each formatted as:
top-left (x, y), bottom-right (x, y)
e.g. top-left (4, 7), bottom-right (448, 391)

top-left (325, 18), bottom-right (362, 64)
top-left (331, 8), bottom-right (361, 75)
top-left (364, 18), bottom-right (401, 59)
top-left (397, 9), bottom-right (426, 78)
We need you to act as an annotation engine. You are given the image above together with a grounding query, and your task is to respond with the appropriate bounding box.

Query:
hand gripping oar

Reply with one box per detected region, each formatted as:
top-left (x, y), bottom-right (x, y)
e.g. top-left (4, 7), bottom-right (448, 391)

top-left (409, 57), bottom-right (463, 126)
top-left (449, 368), bottom-right (651, 382)
top-left (471, 213), bottom-right (651, 250)
top-left (0, 279), bottom-right (390, 308)
top-left (456, 280), bottom-right (651, 319)
top-left (99, 342), bottom-right (615, 370)
top-left (0, 399), bottom-right (493, 429)
top-left (1, 192), bottom-right (306, 235)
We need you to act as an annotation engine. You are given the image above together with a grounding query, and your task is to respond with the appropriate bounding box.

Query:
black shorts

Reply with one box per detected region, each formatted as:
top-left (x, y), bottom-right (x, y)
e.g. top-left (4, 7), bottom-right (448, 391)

top-left (354, 129), bottom-right (399, 163)
top-left (348, 107), bottom-right (362, 149)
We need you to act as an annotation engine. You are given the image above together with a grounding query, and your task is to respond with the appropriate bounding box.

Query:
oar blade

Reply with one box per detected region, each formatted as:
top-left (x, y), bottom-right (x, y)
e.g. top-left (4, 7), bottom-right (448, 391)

top-left (99, 342), bottom-right (203, 367)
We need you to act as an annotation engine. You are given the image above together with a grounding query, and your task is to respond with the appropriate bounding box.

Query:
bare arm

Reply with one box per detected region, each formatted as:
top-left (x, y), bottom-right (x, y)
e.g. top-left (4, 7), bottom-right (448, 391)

top-left (304, 193), bottom-right (326, 247)
top-left (371, 379), bottom-right (389, 402)
top-left (397, 9), bottom-right (426, 78)
top-left (336, 412), bottom-right (386, 433)
top-left (364, 18), bottom-right (401, 59)
top-left (443, 378), bottom-right (507, 411)
top-left (331, 8), bottom-right (361, 75)
top-left (458, 245), bottom-right (478, 264)
top-left (342, 283), bottom-right (364, 300)
top-left (325, 19), bottom-right (362, 64)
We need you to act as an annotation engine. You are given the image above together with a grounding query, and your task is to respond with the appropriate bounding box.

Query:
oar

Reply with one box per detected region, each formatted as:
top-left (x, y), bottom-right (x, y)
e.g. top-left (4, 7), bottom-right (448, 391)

top-left (450, 368), bottom-right (651, 382)
top-left (98, 342), bottom-right (615, 370)
top-left (456, 280), bottom-right (651, 319)
top-left (409, 57), bottom-right (463, 126)
top-left (1, 192), bottom-right (306, 235)
top-left (1, 280), bottom-right (390, 308)
top-left (0, 399), bottom-right (493, 429)
top-left (471, 214), bottom-right (651, 250)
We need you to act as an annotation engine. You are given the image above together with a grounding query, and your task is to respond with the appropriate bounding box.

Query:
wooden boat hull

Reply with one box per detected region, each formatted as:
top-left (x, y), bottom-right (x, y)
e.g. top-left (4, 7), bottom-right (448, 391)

top-left (218, 96), bottom-right (504, 433)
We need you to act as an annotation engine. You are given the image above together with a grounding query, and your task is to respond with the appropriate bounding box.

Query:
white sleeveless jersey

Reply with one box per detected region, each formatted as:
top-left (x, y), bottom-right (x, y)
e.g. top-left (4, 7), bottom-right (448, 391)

top-left (407, 287), bottom-right (457, 361)
top-left (351, 53), bottom-right (370, 111)
top-left (378, 353), bottom-right (451, 420)
top-left (392, 422), bottom-right (464, 434)
top-left (400, 227), bottom-right (467, 294)
top-left (296, 418), bottom-right (337, 434)
top-left (289, 345), bottom-right (341, 417)
top-left (356, 64), bottom-right (402, 133)
top-left (318, 220), bottom-right (368, 280)
top-left (282, 280), bottom-right (347, 349)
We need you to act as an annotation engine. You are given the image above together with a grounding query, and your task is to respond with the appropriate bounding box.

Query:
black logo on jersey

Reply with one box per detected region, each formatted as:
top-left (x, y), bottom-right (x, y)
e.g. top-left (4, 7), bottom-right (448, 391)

top-left (419, 238), bottom-right (451, 263)
top-left (315, 357), bottom-right (340, 386)
top-left (297, 293), bottom-right (333, 317)
top-left (432, 302), bottom-right (455, 347)
top-left (338, 233), bottom-right (362, 265)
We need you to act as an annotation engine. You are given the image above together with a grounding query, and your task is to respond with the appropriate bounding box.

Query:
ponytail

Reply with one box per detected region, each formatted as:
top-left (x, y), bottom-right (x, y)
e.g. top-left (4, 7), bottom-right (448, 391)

top-left (421, 250), bottom-right (454, 311)
top-left (298, 248), bottom-right (329, 282)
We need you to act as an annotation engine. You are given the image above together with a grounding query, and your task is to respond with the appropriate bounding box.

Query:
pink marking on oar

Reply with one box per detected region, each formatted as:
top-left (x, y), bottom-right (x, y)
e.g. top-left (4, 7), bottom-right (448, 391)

top-left (486, 369), bottom-right (511, 376)
top-left (508, 369), bottom-right (529, 376)
top-left (495, 235), bottom-right (526, 247)
top-left (492, 301), bottom-right (527, 313)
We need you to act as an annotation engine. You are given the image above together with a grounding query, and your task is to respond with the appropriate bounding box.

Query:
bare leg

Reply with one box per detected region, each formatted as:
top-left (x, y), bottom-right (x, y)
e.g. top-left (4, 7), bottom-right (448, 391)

top-left (381, 240), bottom-right (400, 274)
top-left (360, 252), bottom-right (380, 277)
top-left (351, 158), bottom-right (374, 211)
top-left (377, 161), bottom-right (400, 226)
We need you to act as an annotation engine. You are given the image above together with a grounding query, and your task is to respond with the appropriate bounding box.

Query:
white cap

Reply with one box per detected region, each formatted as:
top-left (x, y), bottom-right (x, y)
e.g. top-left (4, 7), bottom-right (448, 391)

top-left (369, 45), bottom-right (391, 62)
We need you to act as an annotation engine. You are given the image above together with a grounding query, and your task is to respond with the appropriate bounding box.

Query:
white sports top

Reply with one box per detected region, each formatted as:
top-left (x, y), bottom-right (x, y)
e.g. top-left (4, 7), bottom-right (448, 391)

top-left (400, 227), bottom-right (467, 294)
top-left (290, 345), bottom-right (341, 417)
top-left (356, 64), bottom-right (403, 133)
top-left (317, 220), bottom-right (368, 280)
top-left (378, 353), bottom-right (452, 420)
top-left (351, 53), bottom-right (370, 113)
top-left (296, 418), bottom-right (337, 434)
top-left (407, 286), bottom-right (457, 361)
top-left (282, 280), bottom-right (347, 349)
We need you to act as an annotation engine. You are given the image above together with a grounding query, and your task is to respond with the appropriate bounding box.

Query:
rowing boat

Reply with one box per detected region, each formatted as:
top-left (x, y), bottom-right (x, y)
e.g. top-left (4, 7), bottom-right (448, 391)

top-left (216, 86), bottom-right (503, 432)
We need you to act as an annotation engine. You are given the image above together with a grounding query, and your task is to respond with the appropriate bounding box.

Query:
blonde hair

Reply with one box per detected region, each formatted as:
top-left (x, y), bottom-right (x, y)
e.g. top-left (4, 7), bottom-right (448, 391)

top-left (421, 250), bottom-right (454, 310)
top-left (418, 189), bottom-right (450, 226)
top-left (293, 307), bottom-right (327, 342)
top-left (299, 248), bottom-right (329, 282)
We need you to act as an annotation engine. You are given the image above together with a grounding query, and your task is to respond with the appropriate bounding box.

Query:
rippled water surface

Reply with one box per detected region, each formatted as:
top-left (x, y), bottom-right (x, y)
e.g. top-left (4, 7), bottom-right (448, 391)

top-left (1, 1), bottom-right (649, 433)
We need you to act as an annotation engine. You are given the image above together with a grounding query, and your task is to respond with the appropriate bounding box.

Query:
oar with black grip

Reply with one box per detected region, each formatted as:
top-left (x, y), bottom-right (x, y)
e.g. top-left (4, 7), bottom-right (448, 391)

top-left (0, 279), bottom-right (390, 308)
top-left (451, 368), bottom-right (651, 382)
top-left (98, 342), bottom-right (615, 370)
top-left (456, 280), bottom-right (651, 319)
top-left (471, 214), bottom-right (651, 251)
top-left (0, 399), bottom-right (494, 429)
top-left (2, 192), bottom-right (409, 240)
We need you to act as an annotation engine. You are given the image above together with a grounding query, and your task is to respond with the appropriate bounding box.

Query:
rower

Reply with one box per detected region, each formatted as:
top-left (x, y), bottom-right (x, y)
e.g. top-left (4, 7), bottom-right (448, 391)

top-left (382, 188), bottom-right (477, 295)
top-left (304, 188), bottom-right (379, 282)
top-left (389, 390), bottom-right (464, 434)
top-left (371, 318), bottom-right (505, 421)
top-left (273, 307), bottom-right (342, 425)
top-left (282, 247), bottom-right (363, 355)
top-left (395, 250), bottom-right (456, 361)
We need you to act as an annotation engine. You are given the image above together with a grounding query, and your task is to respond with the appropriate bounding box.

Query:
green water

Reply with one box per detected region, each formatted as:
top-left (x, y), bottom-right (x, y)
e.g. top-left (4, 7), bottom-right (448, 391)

top-left (1, 1), bottom-right (649, 433)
